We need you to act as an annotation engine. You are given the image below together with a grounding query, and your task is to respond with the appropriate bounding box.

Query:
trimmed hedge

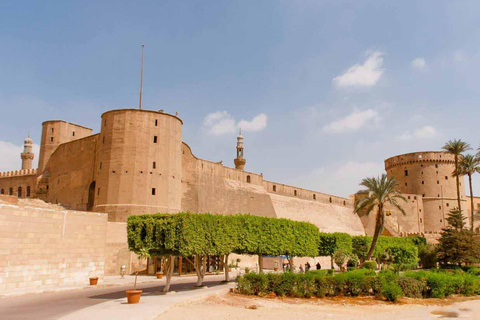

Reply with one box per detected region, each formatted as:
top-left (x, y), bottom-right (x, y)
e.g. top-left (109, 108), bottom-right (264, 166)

top-left (236, 270), bottom-right (480, 301)
top-left (128, 213), bottom-right (319, 258)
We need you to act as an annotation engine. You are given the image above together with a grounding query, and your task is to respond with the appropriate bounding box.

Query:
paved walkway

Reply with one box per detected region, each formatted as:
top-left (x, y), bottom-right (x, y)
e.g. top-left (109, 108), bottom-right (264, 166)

top-left (0, 273), bottom-right (237, 320)
top-left (0, 274), bottom-right (160, 298)
top-left (61, 277), bottom-right (235, 320)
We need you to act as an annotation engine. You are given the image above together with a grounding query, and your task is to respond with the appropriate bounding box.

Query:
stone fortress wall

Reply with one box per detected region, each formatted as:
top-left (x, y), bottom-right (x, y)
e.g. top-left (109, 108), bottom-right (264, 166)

top-left (0, 107), bottom-right (477, 282)
top-left (385, 151), bottom-right (470, 233)
top-left (0, 196), bottom-right (130, 294)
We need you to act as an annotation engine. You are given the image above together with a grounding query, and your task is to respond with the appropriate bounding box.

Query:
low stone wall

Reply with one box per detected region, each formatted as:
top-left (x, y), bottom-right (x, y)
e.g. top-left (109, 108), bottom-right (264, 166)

top-left (0, 196), bottom-right (109, 293)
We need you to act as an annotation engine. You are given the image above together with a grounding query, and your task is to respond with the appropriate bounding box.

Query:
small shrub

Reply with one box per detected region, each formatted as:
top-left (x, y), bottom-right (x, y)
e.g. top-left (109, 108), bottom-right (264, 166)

top-left (364, 261), bottom-right (377, 270)
top-left (398, 277), bottom-right (426, 298)
top-left (274, 272), bottom-right (296, 296)
top-left (466, 267), bottom-right (480, 277)
top-left (239, 273), bottom-right (267, 295)
top-left (327, 269), bottom-right (334, 275)
top-left (382, 283), bottom-right (403, 302)
top-left (347, 267), bottom-right (355, 272)
top-left (295, 273), bottom-right (316, 298)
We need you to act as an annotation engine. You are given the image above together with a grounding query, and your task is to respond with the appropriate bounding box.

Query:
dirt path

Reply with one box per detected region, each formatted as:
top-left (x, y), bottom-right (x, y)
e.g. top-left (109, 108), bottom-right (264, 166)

top-left (156, 293), bottom-right (480, 319)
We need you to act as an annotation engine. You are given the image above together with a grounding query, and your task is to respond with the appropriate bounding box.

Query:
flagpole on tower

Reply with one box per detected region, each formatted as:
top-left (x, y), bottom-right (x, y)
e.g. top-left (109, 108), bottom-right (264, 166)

top-left (139, 44), bottom-right (145, 109)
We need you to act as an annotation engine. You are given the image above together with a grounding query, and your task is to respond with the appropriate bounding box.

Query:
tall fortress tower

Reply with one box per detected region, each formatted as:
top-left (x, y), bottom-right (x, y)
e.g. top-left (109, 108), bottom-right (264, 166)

top-left (385, 151), bottom-right (468, 233)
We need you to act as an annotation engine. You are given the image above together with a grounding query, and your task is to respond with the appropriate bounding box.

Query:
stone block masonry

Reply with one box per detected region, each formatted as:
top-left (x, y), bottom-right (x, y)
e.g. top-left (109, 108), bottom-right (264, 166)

top-left (0, 196), bottom-right (128, 293)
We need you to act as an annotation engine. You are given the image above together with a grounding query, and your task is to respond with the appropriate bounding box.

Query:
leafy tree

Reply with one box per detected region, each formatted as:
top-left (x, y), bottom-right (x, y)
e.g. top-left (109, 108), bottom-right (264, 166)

top-left (442, 139), bottom-right (471, 214)
top-left (319, 233), bottom-right (352, 268)
top-left (437, 209), bottom-right (480, 267)
top-left (418, 243), bottom-right (437, 269)
top-left (455, 154), bottom-right (480, 231)
top-left (354, 174), bottom-right (407, 262)
top-left (332, 249), bottom-right (350, 272)
top-left (384, 244), bottom-right (418, 274)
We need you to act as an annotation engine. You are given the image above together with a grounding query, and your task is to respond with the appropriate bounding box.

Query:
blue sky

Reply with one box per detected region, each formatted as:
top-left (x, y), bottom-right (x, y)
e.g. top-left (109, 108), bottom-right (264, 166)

top-left (1, 1), bottom-right (480, 197)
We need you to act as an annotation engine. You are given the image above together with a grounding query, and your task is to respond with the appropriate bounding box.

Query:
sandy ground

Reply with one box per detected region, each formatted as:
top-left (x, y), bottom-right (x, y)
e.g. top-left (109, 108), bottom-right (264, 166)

top-left (156, 293), bottom-right (480, 319)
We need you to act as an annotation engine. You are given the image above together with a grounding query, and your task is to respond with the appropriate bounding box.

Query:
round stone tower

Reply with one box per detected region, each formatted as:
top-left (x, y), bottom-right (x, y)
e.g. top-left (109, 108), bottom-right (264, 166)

top-left (21, 136), bottom-right (34, 170)
top-left (94, 109), bottom-right (183, 222)
top-left (385, 151), bottom-right (467, 233)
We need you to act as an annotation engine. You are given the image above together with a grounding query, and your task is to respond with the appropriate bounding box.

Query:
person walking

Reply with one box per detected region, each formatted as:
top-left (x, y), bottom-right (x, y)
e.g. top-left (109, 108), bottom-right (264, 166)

top-left (299, 264), bottom-right (304, 273)
top-left (316, 262), bottom-right (321, 270)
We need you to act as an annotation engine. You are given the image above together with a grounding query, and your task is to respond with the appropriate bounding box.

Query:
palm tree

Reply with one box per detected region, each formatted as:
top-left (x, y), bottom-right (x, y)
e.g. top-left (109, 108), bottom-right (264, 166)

top-left (442, 139), bottom-right (471, 213)
top-left (455, 154), bottom-right (480, 232)
top-left (354, 174), bottom-right (407, 261)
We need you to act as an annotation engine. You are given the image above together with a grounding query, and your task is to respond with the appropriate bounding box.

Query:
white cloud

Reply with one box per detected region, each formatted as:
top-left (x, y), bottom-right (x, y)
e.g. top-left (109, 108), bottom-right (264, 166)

top-left (294, 161), bottom-right (385, 197)
top-left (333, 51), bottom-right (385, 87)
top-left (323, 109), bottom-right (380, 133)
top-left (0, 141), bottom-right (40, 172)
top-left (396, 125), bottom-right (438, 141)
top-left (411, 57), bottom-right (426, 69)
top-left (203, 111), bottom-right (267, 135)
top-left (237, 113), bottom-right (267, 132)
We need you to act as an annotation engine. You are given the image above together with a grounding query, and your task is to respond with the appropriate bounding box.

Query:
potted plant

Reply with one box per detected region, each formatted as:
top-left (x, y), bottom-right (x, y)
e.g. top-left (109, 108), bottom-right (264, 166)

top-left (245, 267), bottom-right (250, 274)
top-left (156, 272), bottom-right (163, 279)
top-left (89, 277), bottom-right (99, 285)
top-left (273, 260), bottom-right (279, 272)
top-left (126, 247), bottom-right (150, 304)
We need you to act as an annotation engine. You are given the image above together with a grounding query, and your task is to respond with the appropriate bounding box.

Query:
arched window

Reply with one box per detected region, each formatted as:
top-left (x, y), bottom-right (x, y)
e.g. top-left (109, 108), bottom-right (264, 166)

top-left (246, 175), bottom-right (251, 183)
top-left (313, 194), bottom-right (316, 200)
top-left (26, 186), bottom-right (31, 197)
top-left (273, 185), bottom-right (276, 192)
top-left (17, 187), bottom-right (22, 198)
top-left (9, 188), bottom-right (13, 195)
top-left (343, 201), bottom-right (346, 205)
top-left (329, 197), bottom-right (332, 203)
top-left (294, 190), bottom-right (297, 196)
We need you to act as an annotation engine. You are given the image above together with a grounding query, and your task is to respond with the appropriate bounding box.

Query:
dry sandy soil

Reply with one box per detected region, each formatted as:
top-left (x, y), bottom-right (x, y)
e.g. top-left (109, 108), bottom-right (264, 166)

top-left (156, 293), bottom-right (480, 319)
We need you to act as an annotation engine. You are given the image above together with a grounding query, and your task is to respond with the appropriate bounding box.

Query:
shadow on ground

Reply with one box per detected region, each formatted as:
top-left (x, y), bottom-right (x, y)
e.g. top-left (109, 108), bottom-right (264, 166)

top-left (89, 280), bottom-right (231, 300)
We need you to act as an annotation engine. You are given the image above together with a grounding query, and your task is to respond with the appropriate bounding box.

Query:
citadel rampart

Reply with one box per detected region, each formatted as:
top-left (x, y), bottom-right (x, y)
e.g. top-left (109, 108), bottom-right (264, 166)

top-left (385, 151), bottom-right (470, 233)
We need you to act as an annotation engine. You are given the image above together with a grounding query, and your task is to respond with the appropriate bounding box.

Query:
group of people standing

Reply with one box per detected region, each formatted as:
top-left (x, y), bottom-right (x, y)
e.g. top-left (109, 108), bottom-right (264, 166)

top-left (284, 261), bottom-right (322, 273)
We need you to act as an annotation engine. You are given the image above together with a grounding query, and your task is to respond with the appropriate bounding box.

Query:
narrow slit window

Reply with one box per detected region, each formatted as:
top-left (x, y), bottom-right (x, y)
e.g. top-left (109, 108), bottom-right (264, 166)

top-left (313, 194), bottom-right (316, 200)
top-left (152, 188), bottom-right (156, 195)
top-left (97, 188), bottom-right (100, 196)
top-left (246, 175), bottom-right (251, 183)
top-left (50, 137), bottom-right (54, 142)
top-left (294, 190), bottom-right (297, 196)
top-left (329, 197), bottom-right (332, 203)
top-left (72, 131), bottom-right (75, 136)
top-left (153, 136), bottom-right (158, 143)
top-left (155, 119), bottom-right (158, 126)
top-left (273, 185), bottom-right (276, 192)
top-left (404, 170), bottom-right (409, 176)
top-left (153, 162), bottom-right (156, 169)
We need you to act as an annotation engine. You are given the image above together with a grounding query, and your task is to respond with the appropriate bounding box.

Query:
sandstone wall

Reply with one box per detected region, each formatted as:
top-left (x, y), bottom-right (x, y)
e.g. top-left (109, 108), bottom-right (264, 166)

top-left (38, 121), bottom-right (93, 174)
top-left (0, 196), bottom-right (108, 293)
top-left (356, 193), bottom-right (425, 237)
top-left (104, 222), bottom-right (131, 275)
top-left (385, 151), bottom-right (470, 233)
top-left (0, 171), bottom-right (37, 198)
top-left (95, 109), bottom-right (183, 222)
top-left (269, 193), bottom-right (365, 235)
top-left (41, 135), bottom-right (98, 210)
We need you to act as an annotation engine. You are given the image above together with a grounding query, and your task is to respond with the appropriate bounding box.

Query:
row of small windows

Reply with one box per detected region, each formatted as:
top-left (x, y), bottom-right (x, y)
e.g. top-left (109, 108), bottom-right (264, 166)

top-left (96, 187), bottom-right (157, 196)
top-left (99, 161), bottom-right (158, 171)
top-left (0, 186), bottom-right (31, 197)
top-left (270, 185), bottom-right (339, 204)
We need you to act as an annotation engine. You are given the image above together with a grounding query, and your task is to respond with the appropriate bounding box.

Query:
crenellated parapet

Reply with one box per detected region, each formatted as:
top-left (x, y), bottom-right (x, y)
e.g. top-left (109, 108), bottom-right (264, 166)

top-left (0, 169), bottom-right (37, 178)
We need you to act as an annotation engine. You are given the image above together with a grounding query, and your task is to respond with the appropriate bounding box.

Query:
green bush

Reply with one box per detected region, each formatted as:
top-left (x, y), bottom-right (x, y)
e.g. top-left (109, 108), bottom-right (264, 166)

top-left (397, 276), bottom-right (426, 298)
top-left (327, 269), bottom-right (334, 275)
top-left (466, 267), bottom-right (480, 276)
top-left (236, 269), bottom-right (480, 300)
top-left (382, 282), bottom-right (403, 302)
top-left (364, 261), bottom-right (377, 270)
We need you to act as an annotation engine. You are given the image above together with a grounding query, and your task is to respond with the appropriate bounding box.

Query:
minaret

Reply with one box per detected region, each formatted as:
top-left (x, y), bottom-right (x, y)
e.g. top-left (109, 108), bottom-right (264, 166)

top-left (21, 135), bottom-right (34, 170)
top-left (234, 129), bottom-right (246, 170)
